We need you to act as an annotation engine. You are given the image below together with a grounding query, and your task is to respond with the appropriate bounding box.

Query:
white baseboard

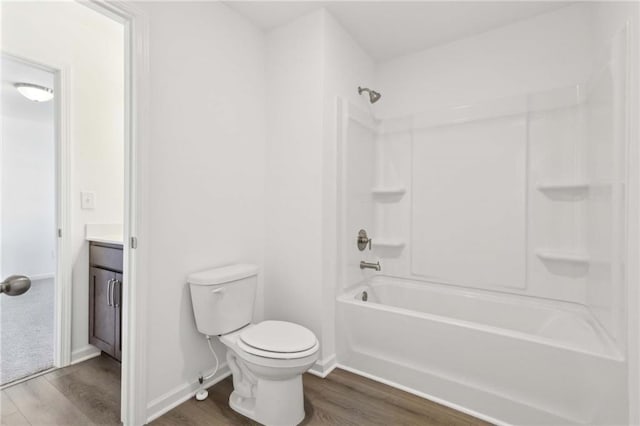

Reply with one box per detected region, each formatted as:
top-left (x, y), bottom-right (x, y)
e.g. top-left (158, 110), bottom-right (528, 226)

top-left (146, 355), bottom-right (336, 422)
top-left (71, 345), bottom-right (101, 365)
top-left (308, 354), bottom-right (337, 378)
top-left (30, 273), bottom-right (55, 282)
top-left (146, 364), bottom-right (231, 423)
top-left (145, 354), bottom-right (336, 423)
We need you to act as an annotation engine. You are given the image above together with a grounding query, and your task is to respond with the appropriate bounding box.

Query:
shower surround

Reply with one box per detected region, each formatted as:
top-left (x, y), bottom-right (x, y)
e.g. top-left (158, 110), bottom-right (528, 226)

top-left (335, 3), bottom-right (637, 424)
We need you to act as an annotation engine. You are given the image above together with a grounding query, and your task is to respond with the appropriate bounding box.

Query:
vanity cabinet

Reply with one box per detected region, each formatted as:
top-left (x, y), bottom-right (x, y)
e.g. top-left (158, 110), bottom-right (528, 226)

top-left (89, 242), bottom-right (123, 361)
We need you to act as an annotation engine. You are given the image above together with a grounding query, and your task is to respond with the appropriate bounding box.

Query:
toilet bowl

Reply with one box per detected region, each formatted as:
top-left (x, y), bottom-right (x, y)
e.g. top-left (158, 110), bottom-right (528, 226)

top-left (220, 321), bottom-right (319, 425)
top-left (188, 264), bottom-right (319, 426)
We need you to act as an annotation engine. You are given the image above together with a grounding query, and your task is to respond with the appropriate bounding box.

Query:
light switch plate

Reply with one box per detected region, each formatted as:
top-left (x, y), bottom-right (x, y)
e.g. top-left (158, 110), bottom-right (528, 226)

top-left (81, 191), bottom-right (96, 210)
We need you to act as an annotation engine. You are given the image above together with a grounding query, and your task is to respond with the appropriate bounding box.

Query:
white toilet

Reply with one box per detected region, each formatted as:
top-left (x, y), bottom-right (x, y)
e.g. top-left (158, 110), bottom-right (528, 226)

top-left (188, 264), bottom-right (319, 426)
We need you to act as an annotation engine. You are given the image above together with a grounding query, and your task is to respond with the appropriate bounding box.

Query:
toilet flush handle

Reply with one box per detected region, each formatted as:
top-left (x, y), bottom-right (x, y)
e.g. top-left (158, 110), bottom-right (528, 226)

top-left (211, 288), bottom-right (225, 296)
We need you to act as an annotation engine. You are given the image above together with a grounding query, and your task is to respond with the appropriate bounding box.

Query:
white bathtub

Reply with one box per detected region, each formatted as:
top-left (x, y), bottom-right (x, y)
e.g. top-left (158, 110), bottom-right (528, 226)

top-left (336, 276), bottom-right (626, 425)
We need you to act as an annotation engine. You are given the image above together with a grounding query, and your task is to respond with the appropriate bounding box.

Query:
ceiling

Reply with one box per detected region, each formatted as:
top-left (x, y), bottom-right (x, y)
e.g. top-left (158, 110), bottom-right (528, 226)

top-left (2, 56), bottom-right (55, 122)
top-left (225, 1), bottom-right (572, 62)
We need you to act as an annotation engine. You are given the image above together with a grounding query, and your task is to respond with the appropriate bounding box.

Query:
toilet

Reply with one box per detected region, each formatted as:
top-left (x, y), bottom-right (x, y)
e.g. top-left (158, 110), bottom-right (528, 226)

top-left (188, 264), bottom-right (319, 426)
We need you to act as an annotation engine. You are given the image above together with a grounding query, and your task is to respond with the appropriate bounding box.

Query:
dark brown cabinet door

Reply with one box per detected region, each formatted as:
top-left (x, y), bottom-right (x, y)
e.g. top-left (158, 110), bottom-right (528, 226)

top-left (89, 242), bottom-right (124, 362)
top-left (89, 267), bottom-right (117, 358)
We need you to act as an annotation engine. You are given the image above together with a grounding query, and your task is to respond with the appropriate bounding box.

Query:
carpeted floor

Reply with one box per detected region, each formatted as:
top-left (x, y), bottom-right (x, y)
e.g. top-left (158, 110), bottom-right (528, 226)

top-left (1, 278), bottom-right (54, 385)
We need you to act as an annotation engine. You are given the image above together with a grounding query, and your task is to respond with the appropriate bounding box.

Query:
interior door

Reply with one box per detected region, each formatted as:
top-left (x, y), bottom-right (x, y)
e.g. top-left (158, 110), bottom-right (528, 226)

top-left (0, 55), bottom-right (56, 386)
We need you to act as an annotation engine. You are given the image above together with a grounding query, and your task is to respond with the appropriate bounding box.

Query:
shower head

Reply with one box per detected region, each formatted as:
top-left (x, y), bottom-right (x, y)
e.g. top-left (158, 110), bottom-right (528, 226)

top-left (358, 86), bottom-right (381, 104)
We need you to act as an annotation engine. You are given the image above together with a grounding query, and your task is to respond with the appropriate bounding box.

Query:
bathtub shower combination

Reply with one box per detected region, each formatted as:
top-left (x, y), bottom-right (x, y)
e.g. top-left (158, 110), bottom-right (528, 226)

top-left (335, 7), bottom-right (635, 425)
top-left (338, 277), bottom-right (624, 425)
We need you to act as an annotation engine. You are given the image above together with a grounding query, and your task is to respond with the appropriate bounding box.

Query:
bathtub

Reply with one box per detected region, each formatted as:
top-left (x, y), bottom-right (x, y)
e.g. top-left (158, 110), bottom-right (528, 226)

top-left (336, 276), bottom-right (626, 425)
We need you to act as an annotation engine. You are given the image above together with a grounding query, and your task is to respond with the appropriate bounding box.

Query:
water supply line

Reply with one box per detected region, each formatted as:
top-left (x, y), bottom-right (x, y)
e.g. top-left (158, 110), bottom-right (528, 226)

top-left (195, 335), bottom-right (219, 401)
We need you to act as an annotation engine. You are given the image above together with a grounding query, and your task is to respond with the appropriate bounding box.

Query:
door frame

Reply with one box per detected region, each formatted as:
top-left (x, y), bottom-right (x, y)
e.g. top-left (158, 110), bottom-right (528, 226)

top-left (81, 1), bottom-right (150, 424)
top-left (627, 10), bottom-right (640, 425)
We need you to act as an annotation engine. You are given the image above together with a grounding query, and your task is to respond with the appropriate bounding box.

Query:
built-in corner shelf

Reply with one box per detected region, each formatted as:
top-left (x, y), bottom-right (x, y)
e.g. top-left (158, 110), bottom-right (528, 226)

top-left (371, 186), bottom-right (406, 197)
top-left (536, 182), bottom-right (590, 201)
top-left (537, 182), bottom-right (589, 192)
top-left (535, 250), bottom-right (589, 264)
top-left (537, 180), bottom-right (619, 191)
top-left (373, 239), bottom-right (406, 249)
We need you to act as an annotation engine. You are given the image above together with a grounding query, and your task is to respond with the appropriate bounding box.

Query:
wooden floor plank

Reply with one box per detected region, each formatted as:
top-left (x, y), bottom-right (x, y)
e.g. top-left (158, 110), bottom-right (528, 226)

top-left (0, 392), bottom-right (30, 426)
top-left (150, 398), bottom-right (214, 426)
top-left (153, 368), bottom-right (488, 426)
top-left (4, 376), bottom-right (94, 426)
top-left (189, 378), bottom-right (260, 426)
top-left (3, 353), bottom-right (488, 426)
top-left (319, 369), bottom-right (488, 425)
top-left (303, 372), bottom-right (470, 426)
top-left (44, 355), bottom-right (121, 425)
top-left (41, 355), bottom-right (110, 381)
top-left (0, 410), bottom-right (31, 426)
top-left (1, 392), bottom-right (19, 416)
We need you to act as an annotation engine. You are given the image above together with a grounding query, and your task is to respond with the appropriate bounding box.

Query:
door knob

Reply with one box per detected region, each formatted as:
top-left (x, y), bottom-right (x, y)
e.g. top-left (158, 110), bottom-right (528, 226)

top-left (0, 275), bottom-right (31, 296)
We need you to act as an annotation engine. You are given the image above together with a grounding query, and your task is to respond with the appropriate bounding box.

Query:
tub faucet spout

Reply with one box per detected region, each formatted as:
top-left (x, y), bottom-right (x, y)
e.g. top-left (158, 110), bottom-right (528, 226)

top-left (360, 261), bottom-right (381, 271)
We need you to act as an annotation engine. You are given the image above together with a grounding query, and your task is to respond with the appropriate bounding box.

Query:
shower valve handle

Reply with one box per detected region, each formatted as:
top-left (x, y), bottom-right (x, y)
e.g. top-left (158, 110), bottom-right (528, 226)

top-left (357, 229), bottom-right (372, 251)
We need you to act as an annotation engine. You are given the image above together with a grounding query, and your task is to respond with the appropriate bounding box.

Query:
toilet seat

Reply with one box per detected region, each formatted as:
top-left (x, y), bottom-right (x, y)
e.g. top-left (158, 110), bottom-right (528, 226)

top-left (238, 321), bottom-right (319, 359)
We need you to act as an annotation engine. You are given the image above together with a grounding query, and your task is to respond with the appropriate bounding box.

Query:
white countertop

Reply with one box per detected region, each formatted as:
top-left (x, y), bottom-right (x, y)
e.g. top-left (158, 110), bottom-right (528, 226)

top-left (87, 234), bottom-right (124, 245)
top-left (86, 224), bottom-right (124, 245)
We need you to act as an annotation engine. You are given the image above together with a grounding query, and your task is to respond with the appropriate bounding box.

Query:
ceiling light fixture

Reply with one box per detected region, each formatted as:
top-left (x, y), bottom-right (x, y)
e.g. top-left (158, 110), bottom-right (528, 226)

top-left (14, 82), bottom-right (54, 102)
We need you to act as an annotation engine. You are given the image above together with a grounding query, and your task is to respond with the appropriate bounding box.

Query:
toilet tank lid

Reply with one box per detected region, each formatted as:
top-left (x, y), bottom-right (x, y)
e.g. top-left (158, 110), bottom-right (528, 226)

top-left (187, 264), bottom-right (258, 286)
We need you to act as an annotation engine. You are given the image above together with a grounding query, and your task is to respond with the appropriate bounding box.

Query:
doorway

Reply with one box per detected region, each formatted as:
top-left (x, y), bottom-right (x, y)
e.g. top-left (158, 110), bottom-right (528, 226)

top-left (1, 0), bottom-right (126, 420)
top-left (1, 1), bottom-right (147, 423)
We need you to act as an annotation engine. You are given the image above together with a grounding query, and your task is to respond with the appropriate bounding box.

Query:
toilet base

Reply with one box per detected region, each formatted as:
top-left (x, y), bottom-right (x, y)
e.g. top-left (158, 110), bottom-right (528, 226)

top-left (228, 375), bottom-right (305, 426)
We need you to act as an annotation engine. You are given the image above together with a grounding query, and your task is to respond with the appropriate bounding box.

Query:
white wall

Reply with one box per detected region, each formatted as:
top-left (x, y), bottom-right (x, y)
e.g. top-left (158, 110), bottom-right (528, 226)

top-left (1, 115), bottom-right (55, 278)
top-left (374, 4), bottom-right (594, 119)
top-left (264, 8), bottom-right (374, 371)
top-left (1, 1), bottom-right (124, 358)
top-left (133, 1), bottom-right (266, 417)
top-left (137, 3), bottom-right (372, 415)
top-left (264, 10), bottom-right (325, 352)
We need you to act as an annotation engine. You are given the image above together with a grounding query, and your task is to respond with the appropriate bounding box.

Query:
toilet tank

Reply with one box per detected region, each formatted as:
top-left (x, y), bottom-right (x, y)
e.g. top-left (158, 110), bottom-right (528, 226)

top-left (188, 264), bottom-right (258, 336)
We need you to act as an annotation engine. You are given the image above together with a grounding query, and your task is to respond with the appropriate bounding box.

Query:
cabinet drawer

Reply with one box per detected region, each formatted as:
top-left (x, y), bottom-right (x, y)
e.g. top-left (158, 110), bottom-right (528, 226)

top-left (90, 243), bottom-right (123, 272)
